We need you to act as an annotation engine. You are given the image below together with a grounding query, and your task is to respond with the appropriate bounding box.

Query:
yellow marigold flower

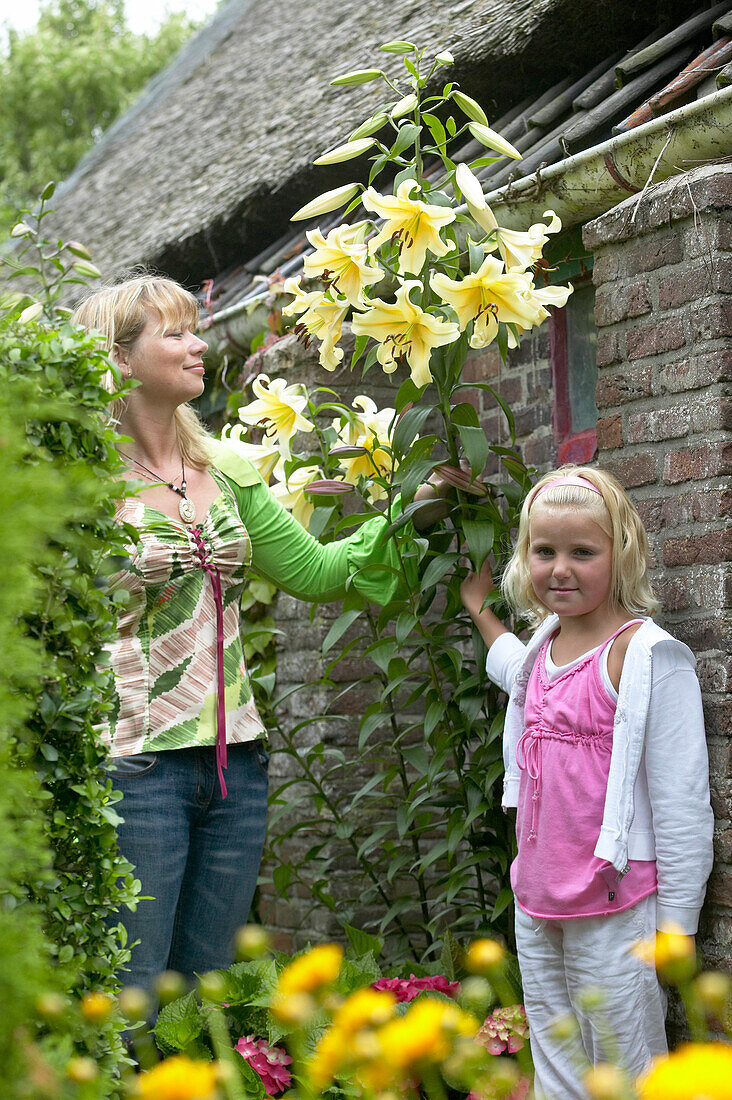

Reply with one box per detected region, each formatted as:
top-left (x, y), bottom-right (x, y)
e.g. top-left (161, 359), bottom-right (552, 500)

top-left (80, 991), bottom-right (115, 1022)
top-left (303, 222), bottom-right (384, 306)
top-left (431, 256), bottom-right (544, 350)
top-left (282, 278), bottom-right (350, 373)
top-left (278, 944), bottom-right (344, 997)
top-left (376, 997), bottom-right (479, 1072)
top-left (362, 179), bottom-right (456, 274)
top-left (631, 923), bottom-right (697, 984)
top-left (135, 1055), bottom-right (219, 1099)
top-left (351, 280), bottom-right (460, 388)
top-left (584, 1062), bottom-right (629, 1099)
top-left (636, 1042), bottom-right (732, 1099)
top-left (465, 938), bottom-right (506, 975)
top-left (235, 373), bottom-right (314, 460)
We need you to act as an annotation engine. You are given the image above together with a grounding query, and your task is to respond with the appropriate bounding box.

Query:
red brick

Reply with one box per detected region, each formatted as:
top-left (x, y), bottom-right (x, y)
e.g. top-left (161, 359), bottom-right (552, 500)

top-left (626, 233), bottom-right (684, 273)
top-left (693, 300), bottom-right (732, 342)
top-left (523, 434), bottom-right (555, 469)
top-left (663, 442), bottom-right (732, 484)
top-left (595, 365), bottom-right (652, 409)
top-left (496, 377), bottom-right (523, 404)
top-left (591, 249), bottom-right (620, 286)
top-left (685, 215), bottom-right (732, 259)
top-left (596, 414), bottom-right (623, 450)
top-left (672, 616), bottom-right (731, 654)
top-left (464, 347), bottom-right (501, 381)
top-left (594, 280), bottom-right (651, 327)
top-left (595, 329), bottom-right (622, 368)
top-left (662, 530), bottom-right (732, 567)
top-left (626, 318), bottom-right (686, 361)
top-left (599, 452), bottom-right (657, 488)
top-left (661, 349), bottom-right (732, 392)
top-left (707, 872), bottom-right (732, 909)
top-left (639, 488), bottom-right (732, 532)
top-left (514, 402), bottom-right (550, 437)
top-left (658, 266), bottom-right (715, 310)
top-left (626, 406), bottom-right (690, 444)
top-left (654, 575), bottom-right (690, 612)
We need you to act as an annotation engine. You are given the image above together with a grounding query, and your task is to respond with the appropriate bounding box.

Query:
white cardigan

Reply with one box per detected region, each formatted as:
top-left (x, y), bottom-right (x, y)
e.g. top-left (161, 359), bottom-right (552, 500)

top-left (486, 616), bottom-right (714, 934)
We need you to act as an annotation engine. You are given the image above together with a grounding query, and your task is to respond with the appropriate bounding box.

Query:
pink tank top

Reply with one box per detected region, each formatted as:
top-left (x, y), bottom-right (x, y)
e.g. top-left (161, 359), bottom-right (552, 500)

top-left (512, 622), bottom-right (657, 919)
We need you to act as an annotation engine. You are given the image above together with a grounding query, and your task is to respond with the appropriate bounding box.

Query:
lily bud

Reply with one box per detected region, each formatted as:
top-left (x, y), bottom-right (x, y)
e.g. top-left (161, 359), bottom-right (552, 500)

top-left (435, 51), bottom-right (454, 64)
top-left (291, 183), bottom-right (360, 222)
top-left (331, 68), bottom-right (384, 86)
top-left (380, 41), bottom-right (416, 53)
top-left (10, 221), bottom-right (33, 238)
top-left (328, 444), bottom-right (369, 458)
top-left (18, 301), bottom-right (44, 324)
top-left (434, 464), bottom-right (487, 496)
top-left (391, 93), bottom-right (418, 119)
top-left (73, 259), bottom-right (102, 279)
top-left (314, 137), bottom-right (375, 165)
top-left (40, 180), bottom-right (56, 200)
top-left (452, 90), bottom-right (489, 126)
top-left (65, 240), bottom-right (93, 260)
top-left (305, 479), bottom-right (355, 495)
top-left (350, 113), bottom-right (389, 140)
top-left (468, 122), bottom-right (522, 160)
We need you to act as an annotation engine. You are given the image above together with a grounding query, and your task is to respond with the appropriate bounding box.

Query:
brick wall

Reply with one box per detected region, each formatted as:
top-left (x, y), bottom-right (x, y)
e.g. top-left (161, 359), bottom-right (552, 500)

top-left (583, 163), bottom-right (732, 970)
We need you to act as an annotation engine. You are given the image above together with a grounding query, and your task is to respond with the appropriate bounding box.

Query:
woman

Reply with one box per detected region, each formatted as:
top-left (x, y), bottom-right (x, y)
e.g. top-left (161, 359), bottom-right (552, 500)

top-left (74, 274), bottom-right (445, 991)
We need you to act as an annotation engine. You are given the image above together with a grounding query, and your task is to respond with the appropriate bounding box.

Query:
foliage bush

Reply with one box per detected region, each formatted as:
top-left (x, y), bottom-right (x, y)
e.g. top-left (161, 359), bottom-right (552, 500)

top-left (0, 188), bottom-right (139, 1093)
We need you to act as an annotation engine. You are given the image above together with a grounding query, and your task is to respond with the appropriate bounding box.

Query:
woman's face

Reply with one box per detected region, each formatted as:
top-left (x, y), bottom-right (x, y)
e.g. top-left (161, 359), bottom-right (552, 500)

top-left (118, 313), bottom-right (208, 409)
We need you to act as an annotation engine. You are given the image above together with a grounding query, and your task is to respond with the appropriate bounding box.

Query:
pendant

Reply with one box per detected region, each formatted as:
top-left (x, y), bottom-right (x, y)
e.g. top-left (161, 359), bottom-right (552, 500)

top-left (178, 496), bottom-right (197, 523)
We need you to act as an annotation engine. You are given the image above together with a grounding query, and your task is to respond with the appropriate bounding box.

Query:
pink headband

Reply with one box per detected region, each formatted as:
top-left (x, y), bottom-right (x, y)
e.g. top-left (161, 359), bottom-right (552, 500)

top-left (531, 475), bottom-right (603, 506)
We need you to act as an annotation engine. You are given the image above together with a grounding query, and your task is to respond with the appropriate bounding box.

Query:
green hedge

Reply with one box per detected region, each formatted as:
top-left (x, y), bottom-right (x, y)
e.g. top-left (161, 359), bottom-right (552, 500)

top-left (0, 296), bottom-right (139, 1092)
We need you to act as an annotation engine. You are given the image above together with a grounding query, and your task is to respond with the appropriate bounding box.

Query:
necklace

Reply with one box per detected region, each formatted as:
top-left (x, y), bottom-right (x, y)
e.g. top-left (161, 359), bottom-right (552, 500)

top-left (119, 450), bottom-right (197, 523)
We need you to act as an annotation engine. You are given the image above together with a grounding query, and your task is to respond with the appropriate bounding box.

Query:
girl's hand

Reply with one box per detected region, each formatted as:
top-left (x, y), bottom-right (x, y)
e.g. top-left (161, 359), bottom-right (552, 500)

top-left (460, 559), bottom-right (495, 615)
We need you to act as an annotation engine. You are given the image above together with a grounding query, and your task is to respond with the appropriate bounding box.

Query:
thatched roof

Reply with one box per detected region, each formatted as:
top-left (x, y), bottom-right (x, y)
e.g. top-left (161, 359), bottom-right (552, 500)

top-left (49, 0), bottom-right (693, 287)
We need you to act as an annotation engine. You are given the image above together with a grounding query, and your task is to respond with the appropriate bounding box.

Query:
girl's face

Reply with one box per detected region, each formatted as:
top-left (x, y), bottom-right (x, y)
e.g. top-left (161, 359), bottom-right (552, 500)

top-left (119, 313), bottom-right (208, 408)
top-left (528, 504), bottom-right (614, 623)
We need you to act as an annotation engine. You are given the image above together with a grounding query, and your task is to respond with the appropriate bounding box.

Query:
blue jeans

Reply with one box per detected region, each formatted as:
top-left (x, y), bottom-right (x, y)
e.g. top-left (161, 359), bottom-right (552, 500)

top-left (109, 741), bottom-right (269, 989)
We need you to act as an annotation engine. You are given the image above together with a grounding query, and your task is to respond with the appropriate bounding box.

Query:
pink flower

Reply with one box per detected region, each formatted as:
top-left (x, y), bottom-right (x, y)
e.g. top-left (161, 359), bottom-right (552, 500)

top-left (235, 1035), bottom-right (292, 1095)
top-left (469, 1076), bottom-right (531, 1100)
top-left (371, 974), bottom-right (461, 1003)
top-left (475, 1005), bottom-right (529, 1056)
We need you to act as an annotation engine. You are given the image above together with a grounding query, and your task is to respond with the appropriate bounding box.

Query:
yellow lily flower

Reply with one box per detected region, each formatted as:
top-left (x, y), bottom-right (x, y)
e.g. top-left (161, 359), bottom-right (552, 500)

top-left (351, 280), bottom-right (460, 388)
top-left (456, 163), bottom-right (563, 272)
top-left (333, 395), bottom-right (397, 501)
top-left (303, 222), bottom-right (384, 306)
top-left (270, 463), bottom-right (320, 527)
top-left (362, 180), bottom-right (456, 274)
top-left (431, 256), bottom-right (544, 349)
top-left (282, 277), bottom-right (350, 373)
top-left (220, 427), bottom-right (285, 483)
top-left (235, 373), bottom-right (314, 459)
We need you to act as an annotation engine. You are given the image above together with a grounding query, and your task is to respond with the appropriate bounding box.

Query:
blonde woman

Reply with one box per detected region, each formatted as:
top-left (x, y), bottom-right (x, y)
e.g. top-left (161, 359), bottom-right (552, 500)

top-left (460, 467), bottom-right (713, 1099)
top-left (74, 274), bottom-right (445, 992)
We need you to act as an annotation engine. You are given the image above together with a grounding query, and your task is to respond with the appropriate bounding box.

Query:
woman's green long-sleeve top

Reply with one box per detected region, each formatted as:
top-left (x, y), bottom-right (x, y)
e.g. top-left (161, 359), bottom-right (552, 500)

top-left (104, 442), bottom-right (414, 757)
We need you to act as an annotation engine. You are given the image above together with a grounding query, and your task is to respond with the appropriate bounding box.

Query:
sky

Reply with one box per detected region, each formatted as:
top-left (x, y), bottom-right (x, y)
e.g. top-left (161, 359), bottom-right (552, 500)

top-left (0, 0), bottom-right (220, 38)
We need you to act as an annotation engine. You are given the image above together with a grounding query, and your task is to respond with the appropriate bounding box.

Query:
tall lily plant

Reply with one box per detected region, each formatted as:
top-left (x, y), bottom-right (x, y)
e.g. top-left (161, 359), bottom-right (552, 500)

top-left (223, 42), bottom-right (572, 962)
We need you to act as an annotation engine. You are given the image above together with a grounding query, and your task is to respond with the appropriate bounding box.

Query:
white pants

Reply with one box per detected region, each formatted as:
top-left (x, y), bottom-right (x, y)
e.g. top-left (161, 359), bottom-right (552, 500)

top-left (515, 895), bottom-right (667, 1100)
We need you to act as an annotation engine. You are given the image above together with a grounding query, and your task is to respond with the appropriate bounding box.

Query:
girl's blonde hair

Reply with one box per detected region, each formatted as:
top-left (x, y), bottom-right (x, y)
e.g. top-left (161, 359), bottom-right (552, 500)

top-left (72, 273), bottom-right (212, 468)
top-left (502, 464), bottom-right (659, 625)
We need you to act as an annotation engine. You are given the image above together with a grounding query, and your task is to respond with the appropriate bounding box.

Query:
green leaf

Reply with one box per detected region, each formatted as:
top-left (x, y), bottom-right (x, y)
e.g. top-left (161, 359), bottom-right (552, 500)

top-left (461, 517), bottom-right (494, 572)
top-left (322, 607), bottom-right (363, 655)
top-left (350, 333), bottom-right (370, 369)
top-left (391, 405), bottom-right (433, 459)
top-left (421, 552), bottom-right (459, 590)
top-left (389, 123), bottom-right (422, 159)
top-left (456, 423), bottom-right (490, 476)
top-left (343, 923), bottom-right (384, 959)
top-left (154, 992), bottom-right (202, 1053)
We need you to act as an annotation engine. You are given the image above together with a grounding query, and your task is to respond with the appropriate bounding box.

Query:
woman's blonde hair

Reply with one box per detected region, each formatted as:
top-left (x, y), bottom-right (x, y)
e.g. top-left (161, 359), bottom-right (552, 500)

top-left (72, 273), bottom-right (212, 468)
top-left (502, 464), bottom-right (659, 625)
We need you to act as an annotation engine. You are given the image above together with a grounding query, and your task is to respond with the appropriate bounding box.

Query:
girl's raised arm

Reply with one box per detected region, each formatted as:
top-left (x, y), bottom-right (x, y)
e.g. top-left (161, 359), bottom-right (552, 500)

top-left (460, 560), bottom-right (509, 649)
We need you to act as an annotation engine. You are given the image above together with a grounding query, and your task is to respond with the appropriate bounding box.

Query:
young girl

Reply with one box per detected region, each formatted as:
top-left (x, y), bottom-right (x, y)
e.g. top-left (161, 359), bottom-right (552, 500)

top-left (460, 466), bottom-right (714, 1099)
